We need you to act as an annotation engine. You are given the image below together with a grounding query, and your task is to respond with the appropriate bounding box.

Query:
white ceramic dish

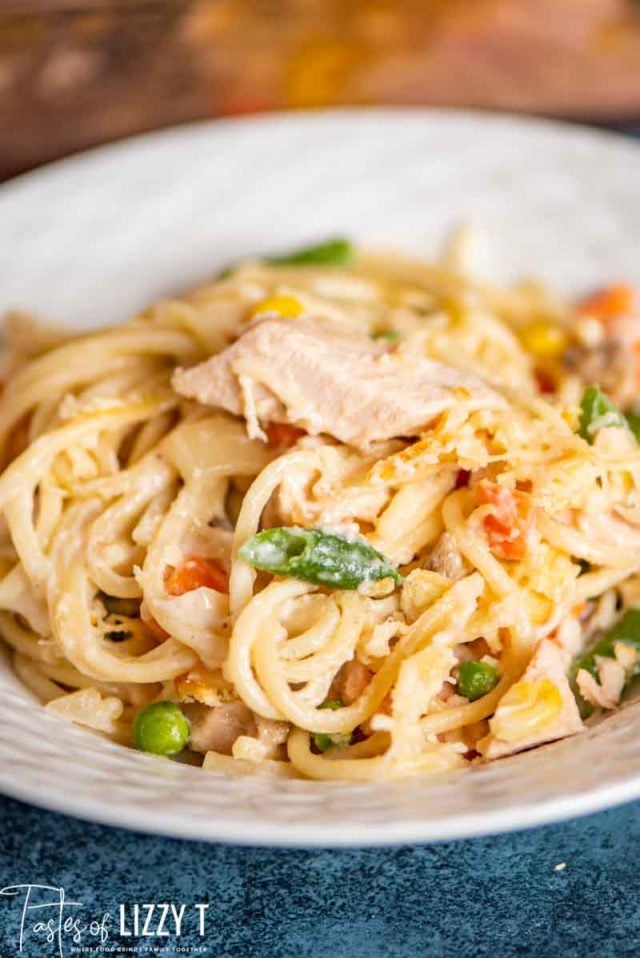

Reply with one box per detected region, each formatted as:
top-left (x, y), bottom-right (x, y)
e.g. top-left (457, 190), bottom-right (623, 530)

top-left (1, 109), bottom-right (640, 846)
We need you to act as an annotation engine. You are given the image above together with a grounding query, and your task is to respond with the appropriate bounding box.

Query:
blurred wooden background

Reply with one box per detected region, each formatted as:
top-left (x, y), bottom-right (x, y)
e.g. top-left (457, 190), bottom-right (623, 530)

top-left (2, 0), bottom-right (640, 179)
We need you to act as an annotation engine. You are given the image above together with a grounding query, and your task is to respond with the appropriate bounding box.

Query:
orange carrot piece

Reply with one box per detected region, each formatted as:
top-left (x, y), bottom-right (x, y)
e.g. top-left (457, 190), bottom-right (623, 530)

top-left (476, 480), bottom-right (532, 562)
top-left (265, 421), bottom-right (305, 450)
top-left (165, 557), bottom-right (229, 596)
top-left (577, 284), bottom-right (635, 323)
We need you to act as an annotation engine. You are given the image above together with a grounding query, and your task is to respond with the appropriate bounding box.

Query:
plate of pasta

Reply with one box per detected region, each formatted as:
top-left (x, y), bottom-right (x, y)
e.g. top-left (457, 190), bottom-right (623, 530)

top-left (1, 110), bottom-right (640, 845)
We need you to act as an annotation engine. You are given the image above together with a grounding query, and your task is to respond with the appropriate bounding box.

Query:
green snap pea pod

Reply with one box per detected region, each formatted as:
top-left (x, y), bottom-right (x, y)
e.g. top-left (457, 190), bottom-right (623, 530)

top-left (457, 660), bottom-right (499, 701)
top-left (571, 608), bottom-right (640, 716)
top-left (217, 238), bottom-right (353, 279)
top-left (313, 699), bottom-right (353, 752)
top-left (133, 702), bottom-right (190, 756)
top-left (626, 410), bottom-right (640, 444)
top-left (239, 526), bottom-right (402, 590)
top-left (216, 237), bottom-right (354, 280)
top-left (578, 385), bottom-right (628, 444)
top-left (264, 238), bottom-right (353, 267)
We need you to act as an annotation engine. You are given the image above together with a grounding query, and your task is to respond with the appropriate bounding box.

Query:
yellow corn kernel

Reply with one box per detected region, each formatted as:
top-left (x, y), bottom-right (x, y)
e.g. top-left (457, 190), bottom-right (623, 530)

top-left (491, 677), bottom-right (563, 743)
top-left (520, 321), bottom-right (567, 359)
top-left (249, 295), bottom-right (303, 319)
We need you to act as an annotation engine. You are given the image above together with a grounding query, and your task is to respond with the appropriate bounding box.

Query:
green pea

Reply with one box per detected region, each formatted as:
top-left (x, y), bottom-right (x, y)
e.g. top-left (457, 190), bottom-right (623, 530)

top-left (457, 660), bottom-right (499, 701)
top-left (133, 702), bottom-right (190, 756)
top-left (313, 732), bottom-right (352, 752)
top-left (312, 698), bottom-right (353, 752)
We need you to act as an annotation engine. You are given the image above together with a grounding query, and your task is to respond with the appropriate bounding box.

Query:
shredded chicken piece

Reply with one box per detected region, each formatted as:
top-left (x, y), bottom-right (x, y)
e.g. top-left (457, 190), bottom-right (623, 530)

top-left (330, 658), bottom-right (373, 705)
top-left (172, 317), bottom-right (505, 450)
top-left (425, 532), bottom-right (467, 581)
top-left (576, 662), bottom-right (624, 711)
top-left (614, 640), bottom-right (638, 673)
top-left (186, 701), bottom-right (256, 755)
top-left (577, 640), bottom-right (638, 711)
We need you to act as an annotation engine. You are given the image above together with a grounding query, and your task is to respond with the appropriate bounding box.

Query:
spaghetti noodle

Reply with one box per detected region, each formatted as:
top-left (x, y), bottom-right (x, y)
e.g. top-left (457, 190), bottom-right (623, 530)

top-left (2, 237), bottom-right (640, 780)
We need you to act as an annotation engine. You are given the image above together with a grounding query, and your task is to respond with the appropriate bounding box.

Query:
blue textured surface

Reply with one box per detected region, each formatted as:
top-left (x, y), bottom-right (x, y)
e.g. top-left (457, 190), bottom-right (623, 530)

top-left (1, 794), bottom-right (640, 957)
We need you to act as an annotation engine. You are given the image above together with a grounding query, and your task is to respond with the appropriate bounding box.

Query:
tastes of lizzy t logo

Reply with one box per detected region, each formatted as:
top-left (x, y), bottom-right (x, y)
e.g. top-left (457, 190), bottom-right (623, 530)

top-left (0, 884), bottom-right (209, 956)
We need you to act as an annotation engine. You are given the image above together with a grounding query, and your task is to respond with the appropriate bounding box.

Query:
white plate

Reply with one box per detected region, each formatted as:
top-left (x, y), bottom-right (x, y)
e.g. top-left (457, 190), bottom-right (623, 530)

top-left (1, 109), bottom-right (640, 846)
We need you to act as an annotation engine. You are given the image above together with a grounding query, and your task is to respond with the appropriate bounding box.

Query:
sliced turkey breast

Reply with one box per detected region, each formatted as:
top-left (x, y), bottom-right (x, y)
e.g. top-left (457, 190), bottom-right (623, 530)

top-left (172, 317), bottom-right (505, 451)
